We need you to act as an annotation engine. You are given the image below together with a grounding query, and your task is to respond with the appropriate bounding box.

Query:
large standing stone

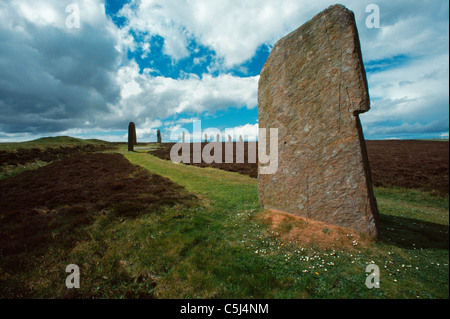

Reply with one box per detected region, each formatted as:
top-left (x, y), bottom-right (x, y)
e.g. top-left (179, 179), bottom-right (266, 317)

top-left (128, 122), bottom-right (136, 151)
top-left (257, 5), bottom-right (379, 237)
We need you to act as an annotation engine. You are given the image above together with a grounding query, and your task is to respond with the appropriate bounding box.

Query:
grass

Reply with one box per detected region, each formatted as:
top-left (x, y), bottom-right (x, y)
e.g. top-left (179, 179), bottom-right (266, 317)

top-left (120, 146), bottom-right (448, 298)
top-left (0, 159), bottom-right (48, 180)
top-left (0, 143), bottom-right (448, 299)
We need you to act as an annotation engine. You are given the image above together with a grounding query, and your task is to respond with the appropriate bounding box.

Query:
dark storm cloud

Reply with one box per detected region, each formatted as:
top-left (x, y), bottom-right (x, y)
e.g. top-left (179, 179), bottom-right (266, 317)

top-left (0, 1), bottom-right (121, 135)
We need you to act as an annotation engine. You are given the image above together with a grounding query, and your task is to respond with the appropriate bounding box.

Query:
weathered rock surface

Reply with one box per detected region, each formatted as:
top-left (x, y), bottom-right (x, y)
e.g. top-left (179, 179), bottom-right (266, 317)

top-left (128, 122), bottom-right (136, 151)
top-left (257, 4), bottom-right (379, 237)
top-left (157, 129), bottom-right (162, 143)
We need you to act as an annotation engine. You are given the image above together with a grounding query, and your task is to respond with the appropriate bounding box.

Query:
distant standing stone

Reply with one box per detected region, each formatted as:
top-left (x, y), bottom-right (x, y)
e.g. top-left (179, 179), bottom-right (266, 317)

top-left (157, 129), bottom-right (162, 143)
top-left (128, 122), bottom-right (136, 152)
top-left (257, 4), bottom-right (379, 237)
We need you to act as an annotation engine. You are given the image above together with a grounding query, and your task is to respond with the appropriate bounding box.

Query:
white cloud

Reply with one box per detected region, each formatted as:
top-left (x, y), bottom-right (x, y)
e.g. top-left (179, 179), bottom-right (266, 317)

top-left (135, 118), bottom-right (163, 140)
top-left (224, 123), bottom-right (259, 141)
top-left (199, 123), bottom-right (259, 142)
top-left (165, 121), bottom-right (259, 142)
top-left (360, 52), bottom-right (449, 137)
top-left (116, 1), bottom-right (448, 67)
top-left (115, 60), bottom-right (259, 120)
top-left (117, 0), bottom-right (324, 67)
top-left (363, 119), bottom-right (449, 137)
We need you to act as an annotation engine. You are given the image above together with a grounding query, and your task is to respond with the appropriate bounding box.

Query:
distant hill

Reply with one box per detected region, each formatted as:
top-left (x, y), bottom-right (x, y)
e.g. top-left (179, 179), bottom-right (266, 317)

top-left (31, 136), bottom-right (109, 144)
top-left (0, 136), bottom-right (111, 151)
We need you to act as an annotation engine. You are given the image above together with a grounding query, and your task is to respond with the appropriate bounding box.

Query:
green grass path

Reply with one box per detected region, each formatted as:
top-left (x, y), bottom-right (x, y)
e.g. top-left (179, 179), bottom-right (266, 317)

top-left (119, 147), bottom-right (448, 299)
top-left (124, 149), bottom-right (258, 207)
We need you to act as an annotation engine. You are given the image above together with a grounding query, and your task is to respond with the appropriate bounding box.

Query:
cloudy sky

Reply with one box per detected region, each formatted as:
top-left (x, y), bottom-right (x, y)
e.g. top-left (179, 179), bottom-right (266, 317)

top-left (0, 0), bottom-right (448, 142)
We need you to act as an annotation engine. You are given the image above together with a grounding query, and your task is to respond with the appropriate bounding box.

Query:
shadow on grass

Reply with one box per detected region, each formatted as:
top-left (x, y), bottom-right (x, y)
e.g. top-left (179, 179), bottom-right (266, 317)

top-left (379, 214), bottom-right (449, 250)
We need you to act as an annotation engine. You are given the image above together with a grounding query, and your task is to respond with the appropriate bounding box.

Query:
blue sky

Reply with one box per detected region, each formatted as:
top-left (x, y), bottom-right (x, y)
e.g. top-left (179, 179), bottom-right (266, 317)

top-left (0, 0), bottom-right (448, 142)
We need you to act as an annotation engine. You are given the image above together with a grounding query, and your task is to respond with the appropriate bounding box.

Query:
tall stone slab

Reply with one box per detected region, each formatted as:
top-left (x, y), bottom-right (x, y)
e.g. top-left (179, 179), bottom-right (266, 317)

top-left (257, 5), bottom-right (379, 237)
top-left (157, 129), bottom-right (162, 143)
top-left (128, 122), bottom-right (136, 151)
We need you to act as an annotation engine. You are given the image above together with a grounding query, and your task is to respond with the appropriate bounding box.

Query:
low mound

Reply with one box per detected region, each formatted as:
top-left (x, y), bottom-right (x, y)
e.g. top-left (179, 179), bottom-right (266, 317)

top-left (260, 209), bottom-right (374, 250)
